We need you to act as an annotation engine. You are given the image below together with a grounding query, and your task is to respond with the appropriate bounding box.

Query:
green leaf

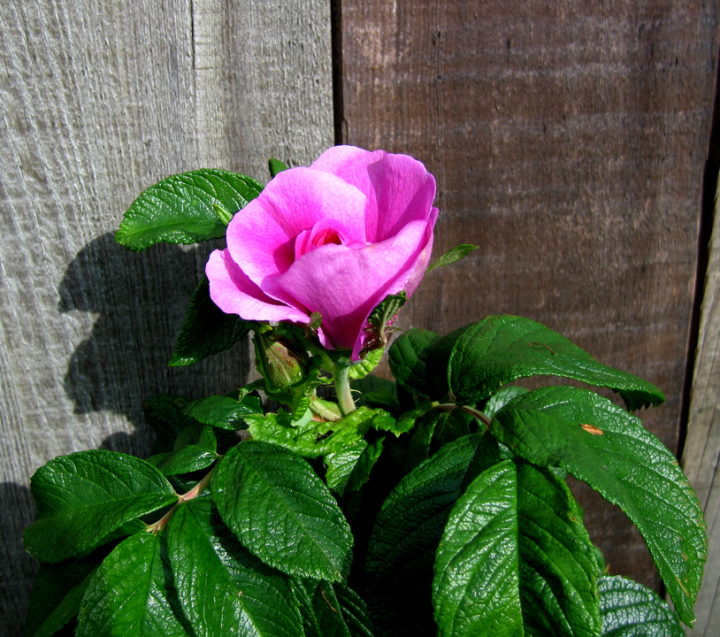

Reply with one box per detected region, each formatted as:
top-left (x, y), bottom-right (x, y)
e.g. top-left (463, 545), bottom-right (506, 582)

top-left (143, 395), bottom-right (199, 454)
top-left (433, 460), bottom-right (522, 637)
top-left (76, 533), bottom-right (189, 636)
top-left (388, 329), bottom-right (440, 396)
top-left (448, 315), bottom-right (664, 410)
top-left (246, 405), bottom-right (386, 459)
top-left (116, 169), bottom-right (263, 250)
top-left (212, 441), bottom-right (353, 581)
top-left (26, 557), bottom-right (100, 637)
top-left (598, 575), bottom-right (684, 636)
top-left (426, 244), bottom-right (479, 273)
top-left (484, 386), bottom-right (529, 418)
top-left (169, 275), bottom-right (253, 366)
top-left (516, 462), bottom-right (601, 637)
top-left (147, 424), bottom-right (217, 476)
top-left (24, 450), bottom-right (177, 563)
top-left (325, 437), bottom-right (385, 498)
top-left (269, 158), bottom-right (289, 177)
top-left (492, 386), bottom-right (706, 625)
top-left (352, 376), bottom-right (400, 412)
top-left (365, 434), bottom-right (485, 636)
top-left (301, 580), bottom-right (375, 637)
top-left (185, 392), bottom-right (263, 430)
top-left (167, 498), bottom-right (302, 637)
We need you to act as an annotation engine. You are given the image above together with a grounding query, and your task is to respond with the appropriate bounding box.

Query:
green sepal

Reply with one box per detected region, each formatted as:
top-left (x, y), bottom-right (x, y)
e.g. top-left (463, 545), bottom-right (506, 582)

top-left (76, 533), bottom-right (190, 637)
top-left (212, 441), bottom-right (353, 581)
top-left (169, 275), bottom-right (254, 367)
top-left (360, 292), bottom-right (407, 356)
top-left (116, 169), bottom-right (263, 250)
top-left (448, 315), bottom-right (664, 410)
top-left (348, 348), bottom-right (385, 380)
top-left (167, 498), bottom-right (302, 637)
top-left (185, 391), bottom-right (263, 430)
top-left (426, 244), bottom-right (479, 273)
top-left (24, 450), bottom-right (177, 563)
top-left (598, 575), bottom-right (684, 636)
top-left (269, 158), bottom-right (289, 177)
top-left (492, 386), bottom-right (706, 625)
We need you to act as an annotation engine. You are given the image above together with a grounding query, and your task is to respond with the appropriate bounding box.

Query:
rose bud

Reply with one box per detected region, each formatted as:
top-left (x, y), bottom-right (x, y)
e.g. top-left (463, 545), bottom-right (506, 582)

top-left (253, 331), bottom-right (307, 391)
top-left (206, 146), bottom-right (438, 360)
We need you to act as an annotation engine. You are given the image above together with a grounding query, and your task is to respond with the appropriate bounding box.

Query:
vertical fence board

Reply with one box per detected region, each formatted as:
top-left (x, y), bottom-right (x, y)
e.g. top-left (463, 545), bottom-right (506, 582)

top-left (340, 0), bottom-right (719, 592)
top-left (0, 1), bottom-right (332, 633)
top-left (684, 176), bottom-right (720, 636)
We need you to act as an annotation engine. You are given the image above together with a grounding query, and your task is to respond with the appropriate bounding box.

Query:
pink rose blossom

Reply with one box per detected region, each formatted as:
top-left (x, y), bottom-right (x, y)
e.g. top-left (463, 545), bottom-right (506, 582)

top-left (206, 145), bottom-right (438, 360)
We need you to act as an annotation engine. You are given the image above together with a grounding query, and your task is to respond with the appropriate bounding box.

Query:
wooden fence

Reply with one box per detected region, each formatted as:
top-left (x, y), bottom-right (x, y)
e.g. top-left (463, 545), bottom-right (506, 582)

top-left (1, 1), bottom-right (718, 634)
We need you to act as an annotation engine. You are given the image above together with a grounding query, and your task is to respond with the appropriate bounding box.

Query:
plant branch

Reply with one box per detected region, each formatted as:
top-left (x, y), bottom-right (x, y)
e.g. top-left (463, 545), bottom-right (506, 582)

top-left (334, 362), bottom-right (356, 415)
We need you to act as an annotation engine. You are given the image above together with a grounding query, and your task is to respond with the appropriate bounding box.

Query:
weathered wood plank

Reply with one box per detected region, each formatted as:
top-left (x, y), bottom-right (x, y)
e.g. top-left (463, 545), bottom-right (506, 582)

top-left (0, 1), bottom-right (332, 634)
top-left (684, 176), bottom-right (720, 636)
top-left (340, 0), bottom-right (719, 592)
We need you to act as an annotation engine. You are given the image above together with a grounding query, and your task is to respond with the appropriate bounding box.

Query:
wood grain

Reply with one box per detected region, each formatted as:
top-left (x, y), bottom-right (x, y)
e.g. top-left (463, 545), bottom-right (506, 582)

top-left (340, 0), bottom-right (719, 592)
top-left (0, 1), bottom-right (332, 634)
top-left (683, 174), bottom-right (720, 636)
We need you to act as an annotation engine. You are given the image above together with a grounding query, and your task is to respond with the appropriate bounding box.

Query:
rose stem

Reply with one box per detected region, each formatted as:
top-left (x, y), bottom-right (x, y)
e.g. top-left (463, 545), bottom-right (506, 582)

top-left (334, 363), bottom-right (356, 416)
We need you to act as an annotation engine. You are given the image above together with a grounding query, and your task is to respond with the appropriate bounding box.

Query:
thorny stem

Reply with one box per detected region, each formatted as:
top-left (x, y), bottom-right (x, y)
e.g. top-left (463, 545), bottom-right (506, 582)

top-left (146, 466), bottom-right (215, 534)
top-left (334, 362), bottom-right (356, 416)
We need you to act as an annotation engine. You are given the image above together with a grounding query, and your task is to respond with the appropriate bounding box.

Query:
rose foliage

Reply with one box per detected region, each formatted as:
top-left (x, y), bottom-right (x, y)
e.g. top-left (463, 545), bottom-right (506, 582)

top-left (24, 147), bottom-right (705, 637)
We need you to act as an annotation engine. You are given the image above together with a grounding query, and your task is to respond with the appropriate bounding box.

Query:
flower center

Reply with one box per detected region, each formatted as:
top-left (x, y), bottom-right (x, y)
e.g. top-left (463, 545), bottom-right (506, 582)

top-left (294, 219), bottom-right (365, 260)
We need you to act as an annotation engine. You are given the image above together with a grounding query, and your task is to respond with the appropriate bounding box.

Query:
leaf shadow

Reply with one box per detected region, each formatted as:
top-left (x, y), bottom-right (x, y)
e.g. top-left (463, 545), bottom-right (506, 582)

top-left (58, 233), bottom-right (251, 457)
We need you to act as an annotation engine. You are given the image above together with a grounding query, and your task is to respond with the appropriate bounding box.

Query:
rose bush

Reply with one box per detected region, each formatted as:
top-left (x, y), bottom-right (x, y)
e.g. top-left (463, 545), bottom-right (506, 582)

top-left (206, 145), bottom-right (438, 359)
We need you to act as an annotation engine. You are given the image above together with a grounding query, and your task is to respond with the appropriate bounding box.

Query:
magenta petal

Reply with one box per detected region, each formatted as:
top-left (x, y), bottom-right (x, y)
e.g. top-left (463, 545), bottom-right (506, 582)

top-left (267, 218), bottom-right (435, 356)
top-left (310, 145), bottom-right (436, 243)
top-left (206, 249), bottom-right (310, 324)
top-left (225, 168), bottom-right (367, 287)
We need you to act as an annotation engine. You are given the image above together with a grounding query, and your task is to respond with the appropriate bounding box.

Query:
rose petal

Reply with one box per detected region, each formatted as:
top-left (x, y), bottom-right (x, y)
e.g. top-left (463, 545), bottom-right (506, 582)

top-left (266, 218), bottom-right (435, 356)
top-left (310, 145), bottom-right (436, 243)
top-left (226, 167), bottom-right (368, 287)
top-left (206, 249), bottom-right (310, 324)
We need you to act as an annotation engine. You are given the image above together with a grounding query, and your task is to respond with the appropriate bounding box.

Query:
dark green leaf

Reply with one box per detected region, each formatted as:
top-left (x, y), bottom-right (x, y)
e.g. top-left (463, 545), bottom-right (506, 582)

top-left (116, 169), bottom-right (263, 250)
top-left (492, 386), bottom-right (706, 625)
top-left (185, 392), bottom-right (263, 430)
top-left (388, 329), bottom-right (440, 396)
top-left (448, 315), bottom-right (664, 410)
top-left (76, 533), bottom-right (189, 636)
top-left (433, 460), bottom-right (522, 637)
top-left (598, 575), bottom-right (684, 636)
top-left (24, 450), bottom-right (177, 563)
top-left (26, 558), bottom-right (100, 637)
top-left (432, 408), bottom-right (476, 452)
top-left (143, 394), bottom-right (199, 454)
top-left (516, 462), bottom-right (601, 637)
top-left (351, 376), bottom-right (400, 412)
top-left (147, 425), bottom-right (217, 476)
top-left (167, 498), bottom-right (302, 637)
top-left (212, 441), bottom-right (353, 581)
top-left (326, 437), bottom-right (385, 498)
top-left (426, 244), bottom-right (478, 273)
top-left (268, 158), bottom-right (289, 177)
top-left (169, 275), bottom-right (253, 367)
top-left (365, 434), bottom-right (484, 636)
top-left (300, 580), bottom-right (375, 637)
